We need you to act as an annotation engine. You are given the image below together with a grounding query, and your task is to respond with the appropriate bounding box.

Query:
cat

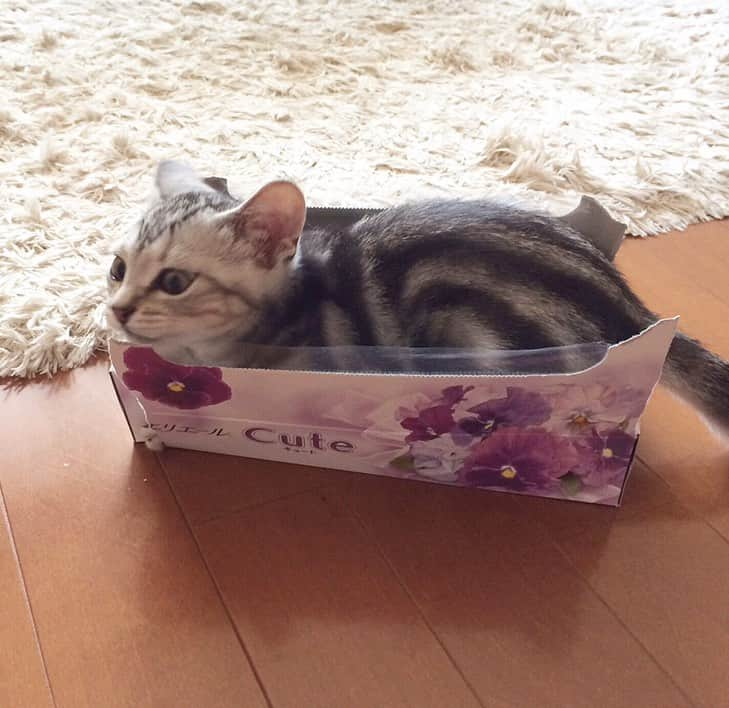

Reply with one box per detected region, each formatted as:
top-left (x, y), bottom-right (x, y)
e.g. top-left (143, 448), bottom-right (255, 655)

top-left (107, 160), bottom-right (729, 441)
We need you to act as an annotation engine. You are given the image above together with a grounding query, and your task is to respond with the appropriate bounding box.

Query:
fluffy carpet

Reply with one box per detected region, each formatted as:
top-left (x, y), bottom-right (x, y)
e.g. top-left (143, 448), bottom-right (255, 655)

top-left (1, 0), bottom-right (728, 378)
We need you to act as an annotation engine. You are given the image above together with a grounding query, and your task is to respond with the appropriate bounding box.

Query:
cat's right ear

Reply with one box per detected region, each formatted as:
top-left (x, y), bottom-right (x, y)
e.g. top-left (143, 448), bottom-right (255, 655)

top-left (155, 160), bottom-right (215, 198)
top-left (215, 181), bottom-right (306, 269)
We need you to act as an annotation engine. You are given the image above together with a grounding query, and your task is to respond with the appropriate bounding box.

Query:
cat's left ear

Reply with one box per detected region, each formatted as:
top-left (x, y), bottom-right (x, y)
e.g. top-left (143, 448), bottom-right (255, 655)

top-left (156, 160), bottom-right (216, 198)
top-left (217, 181), bottom-right (306, 269)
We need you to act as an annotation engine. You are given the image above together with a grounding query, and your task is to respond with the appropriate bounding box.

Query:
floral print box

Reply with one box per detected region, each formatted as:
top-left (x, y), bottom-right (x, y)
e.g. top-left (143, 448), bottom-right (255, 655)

top-left (109, 318), bottom-right (677, 507)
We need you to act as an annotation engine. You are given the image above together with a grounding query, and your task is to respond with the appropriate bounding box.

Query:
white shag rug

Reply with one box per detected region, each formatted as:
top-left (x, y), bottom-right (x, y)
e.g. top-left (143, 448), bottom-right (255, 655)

top-left (1, 0), bottom-right (728, 378)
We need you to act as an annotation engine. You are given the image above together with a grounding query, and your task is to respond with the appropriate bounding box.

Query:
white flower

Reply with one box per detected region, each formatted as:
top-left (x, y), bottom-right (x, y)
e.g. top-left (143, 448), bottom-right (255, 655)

top-left (409, 436), bottom-right (471, 482)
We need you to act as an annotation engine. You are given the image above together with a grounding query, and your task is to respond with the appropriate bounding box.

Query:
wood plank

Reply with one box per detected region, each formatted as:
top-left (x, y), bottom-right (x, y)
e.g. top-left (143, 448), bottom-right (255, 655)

top-left (618, 235), bottom-right (729, 353)
top-left (162, 448), bottom-right (342, 524)
top-left (1, 219), bottom-right (727, 707)
top-left (625, 219), bottom-right (729, 309)
top-left (334, 474), bottom-right (691, 708)
top-left (514, 459), bottom-right (677, 539)
top-left (556, 497), bottom-right (729, 708)
top-left (617, 222), bottom-right (729, 540)
top-left (0, 363), bottom-right (267, 708)
top-left (637, 389), bottom-right (729, 540)
top-left (0, 486), bottom-right (54, 708)
top-left (194, 490), bottom-right (483, 708)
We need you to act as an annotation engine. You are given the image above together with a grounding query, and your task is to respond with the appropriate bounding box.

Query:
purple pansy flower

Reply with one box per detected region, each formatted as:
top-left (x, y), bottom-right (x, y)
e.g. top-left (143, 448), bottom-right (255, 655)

top-left (457, 387), bottom-right (552, 440)
top-left (572, 428), bottom-right (636, 487)
top-left (461, 427), bottom-right (578, 491)
top-left (122, 347), bottom-right (232, 410)
top-left (400, 385), bottom-right (472, 443)
top-left (401, 404), bottom-right (456, 442)
top-left (440, 385), bottom-right (473, 407)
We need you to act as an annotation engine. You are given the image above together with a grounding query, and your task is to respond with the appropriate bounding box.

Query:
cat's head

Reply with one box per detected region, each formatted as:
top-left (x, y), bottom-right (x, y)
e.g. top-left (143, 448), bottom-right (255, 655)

top-left (106, 161), bottom-right (306, 359)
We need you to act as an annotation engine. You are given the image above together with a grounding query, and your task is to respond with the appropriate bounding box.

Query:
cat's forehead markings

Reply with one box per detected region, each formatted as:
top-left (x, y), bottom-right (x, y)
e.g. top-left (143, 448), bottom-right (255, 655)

top-left (135, 192), bottom-right (234, 251)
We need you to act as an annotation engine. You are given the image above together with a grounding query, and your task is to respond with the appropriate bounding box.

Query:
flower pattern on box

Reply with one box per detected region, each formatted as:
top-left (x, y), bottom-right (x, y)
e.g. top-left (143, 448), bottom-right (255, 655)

top-left (122, 347), bottom-right (232, 410)
top-left (544, 382), bottom-right (648, 433)
top-left (119, 344), bottom-right (648, 502)
top-left (461, 427), bottom-right (579, 491)
top-left (381, 383), bottom-right (646, 499)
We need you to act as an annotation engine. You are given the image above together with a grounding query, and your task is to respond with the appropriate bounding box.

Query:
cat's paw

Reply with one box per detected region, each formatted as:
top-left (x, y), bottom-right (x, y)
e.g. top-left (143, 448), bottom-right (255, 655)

top-left (142, 430), bottom-right (165, 452)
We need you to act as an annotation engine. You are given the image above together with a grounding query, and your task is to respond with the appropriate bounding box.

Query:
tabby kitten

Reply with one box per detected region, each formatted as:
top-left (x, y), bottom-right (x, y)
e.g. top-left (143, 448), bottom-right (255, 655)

top-left (107, 161), bottom-right (729, 440)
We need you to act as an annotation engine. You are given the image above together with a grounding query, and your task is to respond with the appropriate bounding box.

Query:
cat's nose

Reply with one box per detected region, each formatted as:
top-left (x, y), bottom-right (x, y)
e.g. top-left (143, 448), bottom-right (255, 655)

top-left (112, 305), bottom-right (136, 325)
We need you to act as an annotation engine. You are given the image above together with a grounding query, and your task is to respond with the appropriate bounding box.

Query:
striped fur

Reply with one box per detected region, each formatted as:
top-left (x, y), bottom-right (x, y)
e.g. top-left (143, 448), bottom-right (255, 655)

top-left (107, 162), bottom-right (729, 440)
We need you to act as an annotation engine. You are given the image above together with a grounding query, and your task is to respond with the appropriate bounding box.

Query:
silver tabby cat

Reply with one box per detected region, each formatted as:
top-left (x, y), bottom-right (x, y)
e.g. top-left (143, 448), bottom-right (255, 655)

top-left (107, 161), bottom-right (729, 440)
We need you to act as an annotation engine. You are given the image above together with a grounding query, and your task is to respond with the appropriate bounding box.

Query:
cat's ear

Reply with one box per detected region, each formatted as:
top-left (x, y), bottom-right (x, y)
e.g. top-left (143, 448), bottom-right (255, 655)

top-left (218, 181), bottom-right (306, 269)
top-left (202, 176), bottom-right (233, 198)
top-left (155, 160), bottom-right (215, 198)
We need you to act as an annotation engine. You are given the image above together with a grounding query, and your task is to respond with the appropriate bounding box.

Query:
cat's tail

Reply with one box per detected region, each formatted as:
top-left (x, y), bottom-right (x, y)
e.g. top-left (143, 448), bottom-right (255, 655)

top-left (662, 332), bottom-right (729, 441)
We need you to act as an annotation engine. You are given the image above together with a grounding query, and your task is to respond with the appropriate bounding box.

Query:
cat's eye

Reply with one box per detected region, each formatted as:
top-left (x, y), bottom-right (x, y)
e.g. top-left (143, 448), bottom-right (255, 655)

top-left (156, 268), bottom-right (196, 295)
top-left (109, 256), bottom-right (126, 282)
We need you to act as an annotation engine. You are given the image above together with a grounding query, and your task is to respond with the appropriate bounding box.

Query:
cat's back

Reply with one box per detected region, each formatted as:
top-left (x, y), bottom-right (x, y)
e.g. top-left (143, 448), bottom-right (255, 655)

top-left (350, 198), bottom-right (598, 258)
top-left (338, 198), bottom-right (640, 350)
top-left (291, 197), bottom-right (644, 352)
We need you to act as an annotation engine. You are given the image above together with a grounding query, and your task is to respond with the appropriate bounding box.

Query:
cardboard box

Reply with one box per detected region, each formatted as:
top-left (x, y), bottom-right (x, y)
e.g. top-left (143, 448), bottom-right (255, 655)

top-left (109, 316), bottom-right (677, 507)
top-left (109, 199), bottom-right (677, 506)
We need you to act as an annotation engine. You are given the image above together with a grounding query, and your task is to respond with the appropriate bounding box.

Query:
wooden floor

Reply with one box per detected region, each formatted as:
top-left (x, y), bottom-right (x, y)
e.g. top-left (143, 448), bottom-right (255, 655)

top-left (2, 221), bottom-right (729, 708)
